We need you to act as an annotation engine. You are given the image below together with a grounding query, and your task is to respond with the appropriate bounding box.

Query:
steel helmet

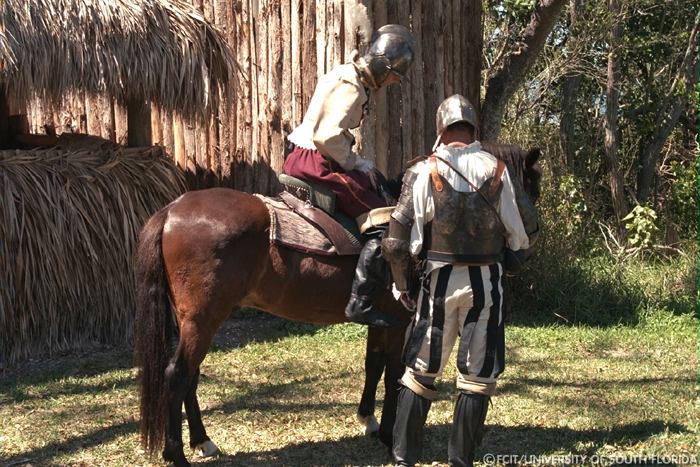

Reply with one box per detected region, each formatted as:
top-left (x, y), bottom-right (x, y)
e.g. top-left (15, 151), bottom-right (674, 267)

top-left (433, 94), bottom-right (478, 149)
top-left (363, 24), bottom-right (416, 86)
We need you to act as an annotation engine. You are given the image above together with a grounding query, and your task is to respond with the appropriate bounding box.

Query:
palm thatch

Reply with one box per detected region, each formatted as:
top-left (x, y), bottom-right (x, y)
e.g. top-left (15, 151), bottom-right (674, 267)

top-left (0, 137), bottom-right (186, 366)
top-left (0, 0), bottom-right (236, 121)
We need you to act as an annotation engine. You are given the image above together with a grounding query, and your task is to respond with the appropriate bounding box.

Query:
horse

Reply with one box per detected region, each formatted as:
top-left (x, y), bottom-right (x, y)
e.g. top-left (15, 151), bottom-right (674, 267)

top-left (133, 142), bottom-right (542, 467)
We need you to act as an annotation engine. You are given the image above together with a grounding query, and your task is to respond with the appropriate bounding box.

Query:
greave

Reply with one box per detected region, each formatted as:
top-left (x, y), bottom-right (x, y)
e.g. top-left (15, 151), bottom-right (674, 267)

top-left (392, 385), bottom-right (432, 466)
top-left (448, 392), bottom-right (489, 467)
top-left (345, 232), bottom-right (399, 327)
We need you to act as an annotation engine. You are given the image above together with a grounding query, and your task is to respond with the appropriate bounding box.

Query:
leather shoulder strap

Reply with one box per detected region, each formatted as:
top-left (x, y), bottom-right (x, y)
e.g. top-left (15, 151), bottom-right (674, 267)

top-left (429, 155), bottom-right (444, 192)
top-left (488, 160), bottom-right (506, 197)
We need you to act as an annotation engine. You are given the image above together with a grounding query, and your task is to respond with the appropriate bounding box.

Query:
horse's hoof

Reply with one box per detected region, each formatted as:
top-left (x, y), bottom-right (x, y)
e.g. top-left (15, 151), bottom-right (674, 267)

top-left (194, 439), bottom-right (220, 458)
top-left (357, 413), bottom-right (380, 436)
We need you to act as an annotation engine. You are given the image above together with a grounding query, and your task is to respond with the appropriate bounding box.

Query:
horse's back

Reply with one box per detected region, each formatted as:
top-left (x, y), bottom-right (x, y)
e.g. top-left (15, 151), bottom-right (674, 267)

top-left (164, 188), bottom-right (269, 236)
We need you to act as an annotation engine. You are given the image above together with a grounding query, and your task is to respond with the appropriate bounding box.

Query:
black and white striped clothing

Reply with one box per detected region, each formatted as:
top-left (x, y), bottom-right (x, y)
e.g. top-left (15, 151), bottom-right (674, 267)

top-left (403, 263), bottom-right (505, 389)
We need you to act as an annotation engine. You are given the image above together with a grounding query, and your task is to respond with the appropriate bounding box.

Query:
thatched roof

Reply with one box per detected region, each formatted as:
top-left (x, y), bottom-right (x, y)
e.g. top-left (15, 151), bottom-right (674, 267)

top-left (0, 136), bottom-right (186, 365)
top-left (0, 0), bottom-right (236, 120)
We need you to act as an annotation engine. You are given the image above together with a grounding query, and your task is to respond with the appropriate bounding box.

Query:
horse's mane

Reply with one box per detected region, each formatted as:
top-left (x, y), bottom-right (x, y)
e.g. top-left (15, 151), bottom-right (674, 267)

top-left (481, 141), bottom-right (524, 168)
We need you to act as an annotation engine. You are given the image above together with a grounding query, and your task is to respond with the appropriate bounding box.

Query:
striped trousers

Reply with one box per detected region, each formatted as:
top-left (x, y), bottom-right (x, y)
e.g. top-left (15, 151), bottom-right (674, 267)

top-left (402, 263), bottom-right (505, 395)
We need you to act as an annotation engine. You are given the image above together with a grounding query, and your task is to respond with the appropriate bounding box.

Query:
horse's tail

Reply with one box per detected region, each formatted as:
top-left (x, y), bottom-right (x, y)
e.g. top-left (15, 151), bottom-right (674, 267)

top-left (134, 207), bottom-right (173, 455)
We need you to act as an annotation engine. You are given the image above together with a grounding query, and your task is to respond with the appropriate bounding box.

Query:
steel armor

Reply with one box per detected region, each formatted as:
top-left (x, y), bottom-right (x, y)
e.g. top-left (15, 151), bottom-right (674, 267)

top-left (381, 168), bottom-right (418, 292)
top-left (424, 173), bottom-right (506, 264)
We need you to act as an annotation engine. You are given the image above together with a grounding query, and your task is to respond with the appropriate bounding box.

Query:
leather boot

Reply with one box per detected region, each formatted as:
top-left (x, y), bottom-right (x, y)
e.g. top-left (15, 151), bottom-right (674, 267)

top-left (448, 392), bottom-right (489, 467)
top-left (392, 385), bottom-right (432, 466)
top-left (345, 232), bottom-right (400, 327)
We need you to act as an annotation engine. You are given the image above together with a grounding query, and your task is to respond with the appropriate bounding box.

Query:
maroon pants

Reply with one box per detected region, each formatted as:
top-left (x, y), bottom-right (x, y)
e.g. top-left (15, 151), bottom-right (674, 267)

top-left (283, 146), bottom-right (387, 218)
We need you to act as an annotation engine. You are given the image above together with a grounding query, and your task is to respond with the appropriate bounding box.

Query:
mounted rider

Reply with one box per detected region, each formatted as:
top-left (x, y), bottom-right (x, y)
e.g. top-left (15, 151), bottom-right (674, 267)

top-left (283, 24), bottom-right (416, 328)
top-left (382, 94), bottom-right (539, 466)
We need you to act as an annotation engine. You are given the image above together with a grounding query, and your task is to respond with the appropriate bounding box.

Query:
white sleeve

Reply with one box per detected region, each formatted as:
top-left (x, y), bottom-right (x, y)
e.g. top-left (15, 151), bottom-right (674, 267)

top-left (410, 167), bottom-right (434, 256)
top-left (499, 169), bottom-right (529, 251)
top-left (312, 79), bottom-right (364, 171)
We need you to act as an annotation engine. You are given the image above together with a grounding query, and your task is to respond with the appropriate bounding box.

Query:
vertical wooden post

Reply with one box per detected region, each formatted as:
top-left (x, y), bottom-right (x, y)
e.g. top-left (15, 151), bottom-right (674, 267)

top-left (127, 98), bottom-right (152, 147)
top-left (269, 0), bottom-right (284, 192)
top-left (462, 0), bottom-right (482, 116)
top-left (373, 1), bottom-right (388, 174)
top-left (301, 0), bottom-right (317, 111)
top-left (397, 0), bottom-right (412, 171)
top-left (150, 103), bottom-right (163, 145)
top-left (410, 0), bottom-right (425, 155)
top-left (173, 114), bottom-right (185, 169)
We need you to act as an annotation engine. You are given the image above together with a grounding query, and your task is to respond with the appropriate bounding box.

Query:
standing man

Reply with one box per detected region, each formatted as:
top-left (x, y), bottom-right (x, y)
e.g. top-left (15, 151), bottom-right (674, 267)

top-left (284, 24), bottom-right (416, 328)
top-left (381, 94), bottom-right (538, 466)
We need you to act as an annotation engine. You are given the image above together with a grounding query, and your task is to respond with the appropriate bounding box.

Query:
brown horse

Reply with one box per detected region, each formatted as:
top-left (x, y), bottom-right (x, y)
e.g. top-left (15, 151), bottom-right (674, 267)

top-left (134, 143), bottom-right (542, 467)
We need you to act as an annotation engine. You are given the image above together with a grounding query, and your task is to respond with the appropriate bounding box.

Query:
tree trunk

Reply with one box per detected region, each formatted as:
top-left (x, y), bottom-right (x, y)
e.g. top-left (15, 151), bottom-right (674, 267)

top-left (603, 0), bottom-right (628, 221)
top-left (637, 12), bottom-right (700, 202)
top-left (481, 0), bottom-right (567, 141)
top-left (558, 0), bottom-right (582, 170)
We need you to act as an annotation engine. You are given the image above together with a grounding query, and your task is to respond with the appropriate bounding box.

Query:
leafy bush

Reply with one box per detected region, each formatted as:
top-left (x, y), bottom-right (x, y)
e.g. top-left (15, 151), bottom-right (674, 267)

top-left (665, 159), bottom-right (698, 238)
top-left (622, 205), bottom-right (659, 249)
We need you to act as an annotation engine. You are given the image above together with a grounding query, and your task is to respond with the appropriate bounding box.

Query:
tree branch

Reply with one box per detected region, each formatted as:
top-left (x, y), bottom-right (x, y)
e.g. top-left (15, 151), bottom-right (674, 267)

top-left (480, 0), bottom-right (567, 141)
top-left (637, 11), bottom-right (700, 202)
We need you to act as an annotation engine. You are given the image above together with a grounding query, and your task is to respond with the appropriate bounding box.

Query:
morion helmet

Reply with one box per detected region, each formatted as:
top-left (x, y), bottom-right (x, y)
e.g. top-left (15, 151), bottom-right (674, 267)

top-left (433, 94), bottom-right (478, 149)
top-left (363, 24), bottom-right (416, 86)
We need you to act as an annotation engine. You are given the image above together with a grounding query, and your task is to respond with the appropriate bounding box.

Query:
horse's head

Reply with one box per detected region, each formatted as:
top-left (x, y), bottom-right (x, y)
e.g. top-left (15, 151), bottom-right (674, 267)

top-left (521, 148), bottom-right (542, 202)
top-left (481, 142), bottom-right (542, 203)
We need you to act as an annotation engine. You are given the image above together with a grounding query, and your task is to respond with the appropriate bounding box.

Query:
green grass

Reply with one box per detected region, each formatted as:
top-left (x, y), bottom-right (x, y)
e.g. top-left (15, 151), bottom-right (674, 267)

top-left (0, 304), bottom-right (696, 466)
top-left (1, 244), bottom-right (696, 466)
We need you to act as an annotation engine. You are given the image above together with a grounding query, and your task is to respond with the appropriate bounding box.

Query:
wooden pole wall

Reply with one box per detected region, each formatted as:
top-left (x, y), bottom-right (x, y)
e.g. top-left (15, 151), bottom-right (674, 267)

top-left (25, 0), bottom-right (483, 193)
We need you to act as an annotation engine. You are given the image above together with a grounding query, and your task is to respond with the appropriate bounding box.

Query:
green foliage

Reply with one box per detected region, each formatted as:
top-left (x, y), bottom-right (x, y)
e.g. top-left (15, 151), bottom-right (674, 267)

top-left (555, 174), bottom-right (589, 235)
top-left (501, 0), bottom-right (536, 18)
top-left (666, 159), bottom-right (698, 238)
top-left (509, 233), bottom-right (696, 326)
top-left (622, 205), bottom-right (659, 249)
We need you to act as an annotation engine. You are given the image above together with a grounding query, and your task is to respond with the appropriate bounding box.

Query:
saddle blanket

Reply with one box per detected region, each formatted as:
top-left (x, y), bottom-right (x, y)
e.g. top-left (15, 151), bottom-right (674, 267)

top-left (254, 194), bottom-right (359, 256)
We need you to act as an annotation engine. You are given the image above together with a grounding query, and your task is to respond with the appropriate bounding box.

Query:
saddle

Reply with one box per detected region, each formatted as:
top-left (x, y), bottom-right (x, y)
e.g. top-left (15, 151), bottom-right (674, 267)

top-left (256, 174), bottom-right (394, 256)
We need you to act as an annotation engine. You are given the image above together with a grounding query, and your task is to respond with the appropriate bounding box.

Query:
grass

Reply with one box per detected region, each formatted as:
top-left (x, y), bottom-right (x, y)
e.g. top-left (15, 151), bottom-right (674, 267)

top-left (0, 303), bottom-right (696, 466)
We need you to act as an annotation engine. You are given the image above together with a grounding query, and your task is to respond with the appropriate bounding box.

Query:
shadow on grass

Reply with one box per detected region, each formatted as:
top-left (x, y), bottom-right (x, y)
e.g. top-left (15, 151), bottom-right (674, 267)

top-left (0, 310), bottom-right (322, 398)
top-left (210, 309), bottom-right (322, 352)
top-left (180, 419), bottom-right (690, 466)
top-left (1, 419), bottom-right (138, 466)
top-left (497, 375), bottom-right (695, 397)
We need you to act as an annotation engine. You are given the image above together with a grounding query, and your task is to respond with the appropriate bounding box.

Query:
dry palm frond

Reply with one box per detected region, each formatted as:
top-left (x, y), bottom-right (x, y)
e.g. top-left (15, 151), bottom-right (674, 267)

top-left (0, 139), bottom-right (186, 366)
top-left (0, 0), bottom-right (237, 122)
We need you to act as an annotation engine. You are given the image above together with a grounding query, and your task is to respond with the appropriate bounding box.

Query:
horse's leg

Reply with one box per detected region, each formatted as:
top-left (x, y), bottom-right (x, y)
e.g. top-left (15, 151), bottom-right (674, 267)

top-left (162, 341), bottom-right (192, 466)
top-left (377, 325), bottom-right (407, 449)
top-left (357, 327), bottom-right (386, 436)
top-left (163, 322), bottom-right (219, 466)
top-left (184, 369), bottom-right (219, 457)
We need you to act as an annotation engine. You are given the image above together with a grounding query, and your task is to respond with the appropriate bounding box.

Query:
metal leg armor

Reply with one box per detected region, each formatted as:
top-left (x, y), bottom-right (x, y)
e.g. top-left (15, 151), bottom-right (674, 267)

top-left (448, 392), bottom-right (489, 467)
top-left (392, 385), bottom-right (432, 466)
top-left (345, 231), bottom-right (400, 328)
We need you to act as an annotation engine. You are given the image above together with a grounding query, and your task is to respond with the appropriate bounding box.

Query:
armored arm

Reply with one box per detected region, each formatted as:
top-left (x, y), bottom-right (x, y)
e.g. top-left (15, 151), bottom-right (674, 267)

top-left (381, 169), bottom-right (418, 292)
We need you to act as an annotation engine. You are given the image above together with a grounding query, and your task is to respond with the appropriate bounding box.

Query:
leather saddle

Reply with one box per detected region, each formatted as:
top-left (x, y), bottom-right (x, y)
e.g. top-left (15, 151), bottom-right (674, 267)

top-left (277, 174), bottom-right (363, 255)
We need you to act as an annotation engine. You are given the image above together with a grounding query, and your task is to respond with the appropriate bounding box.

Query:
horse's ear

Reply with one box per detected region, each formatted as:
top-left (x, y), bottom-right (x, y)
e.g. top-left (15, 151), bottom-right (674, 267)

top-left (525, 148), bottom-right (541, 168)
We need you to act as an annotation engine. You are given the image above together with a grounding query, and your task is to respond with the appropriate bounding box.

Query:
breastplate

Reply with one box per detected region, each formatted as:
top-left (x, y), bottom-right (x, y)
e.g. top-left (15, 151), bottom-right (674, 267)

top-left (425, 174), bottom-right (506, 264)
